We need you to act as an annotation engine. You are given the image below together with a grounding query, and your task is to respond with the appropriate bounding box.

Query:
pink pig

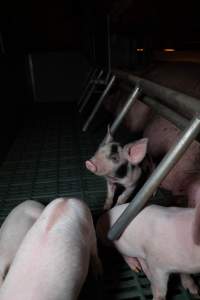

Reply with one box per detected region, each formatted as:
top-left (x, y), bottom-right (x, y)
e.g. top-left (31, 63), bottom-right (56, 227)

top-left (0, 197), bottom-right (102, 300)
top-left (143, 115), bottom-right (200, 207)
top-left (0, 200), bottom-right (44, 286)
top-left (105, 91), bottom-right (200, 208)
top-left (85, 128), bottom-right (148, 210)
top-left (97, 203), bottom-right (200, 300)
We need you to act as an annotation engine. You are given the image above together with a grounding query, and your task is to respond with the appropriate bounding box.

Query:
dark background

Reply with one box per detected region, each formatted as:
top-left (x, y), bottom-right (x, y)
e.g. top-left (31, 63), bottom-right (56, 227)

top-left (0, 0), bottom-right (200, 160)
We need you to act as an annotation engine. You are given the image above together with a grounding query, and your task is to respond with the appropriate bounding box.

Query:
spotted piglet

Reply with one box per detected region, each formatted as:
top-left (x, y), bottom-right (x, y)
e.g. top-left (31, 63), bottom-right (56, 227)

top-left (85, 128), bottom-right (148, 210)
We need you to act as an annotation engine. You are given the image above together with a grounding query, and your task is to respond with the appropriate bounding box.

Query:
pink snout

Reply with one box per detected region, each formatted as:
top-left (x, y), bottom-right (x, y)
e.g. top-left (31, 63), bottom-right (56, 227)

top-left (85, 160), bottom-right (97, 173)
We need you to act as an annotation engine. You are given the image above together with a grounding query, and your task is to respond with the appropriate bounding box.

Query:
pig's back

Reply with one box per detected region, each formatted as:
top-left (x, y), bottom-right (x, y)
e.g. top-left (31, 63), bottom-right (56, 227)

top-left (0, 198), bottom-right (93, 300)
top-left (0, 201), bottom-right (44, 271)
top-left (111, 205), bottom-right (195, 263)
top-left (136, 206), bottom-right (197, 272)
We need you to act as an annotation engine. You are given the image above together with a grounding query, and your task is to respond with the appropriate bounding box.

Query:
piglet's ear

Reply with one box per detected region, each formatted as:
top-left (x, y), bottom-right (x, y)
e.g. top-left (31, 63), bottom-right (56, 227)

top-left (123, 138), bottom-right (148, 165)
top-left (103, 125), bottom-right (113, 144)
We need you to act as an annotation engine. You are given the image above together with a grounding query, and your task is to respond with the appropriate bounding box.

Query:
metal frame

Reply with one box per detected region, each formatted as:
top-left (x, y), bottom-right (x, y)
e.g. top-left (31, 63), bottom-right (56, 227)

top-left (104, 70), bottom-right (200, 241)
top-left (119, 82), bottom-right (188, 131)
top-left (28, 54), bottom-right (37, 102)
top-left (0, 32), bottom-right (5, 54)
top-left (82, 74), bottom-right (116, 131)
top-left (79, 69), bottom-right (103, 113)
top-left (110, 86), bottom-right (141, 135)
top-left (78, 67), bottom-right (98, 107)
top-left (108, 114), bottom-right (200, 240)
top-left (79, 14), bottom-right (112, 128)
top-left (115, 70), bottom-right (200, 119)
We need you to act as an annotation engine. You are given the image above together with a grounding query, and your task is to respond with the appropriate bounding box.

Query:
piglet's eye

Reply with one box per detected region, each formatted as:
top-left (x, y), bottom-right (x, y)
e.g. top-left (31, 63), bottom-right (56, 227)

top-left (111, 154), bottom-right (120, 163)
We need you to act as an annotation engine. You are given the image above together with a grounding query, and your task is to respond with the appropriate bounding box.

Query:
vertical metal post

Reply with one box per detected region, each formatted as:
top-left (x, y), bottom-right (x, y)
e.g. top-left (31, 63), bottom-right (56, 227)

top-left (110, 85), bottom-right (141, 135)
top-left (82, 75), bottom-right (116, 131)
top-left (28, 54), bottom-right (37, 102)
top-left (78, 67), bottom-right (98, 107)
top-left (108, 114), bottom-right (200, 241)
top-left (79, 69), bottom-right (103, 113)
top-left (0, 32), bottom-right (6, 54)
top-left (105, 14), bottom-right (111, 83)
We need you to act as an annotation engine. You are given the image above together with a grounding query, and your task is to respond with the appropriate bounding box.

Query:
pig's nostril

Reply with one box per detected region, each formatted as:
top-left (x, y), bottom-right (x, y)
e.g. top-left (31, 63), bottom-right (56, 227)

top-left (85, 160), bottom-right (97, 173)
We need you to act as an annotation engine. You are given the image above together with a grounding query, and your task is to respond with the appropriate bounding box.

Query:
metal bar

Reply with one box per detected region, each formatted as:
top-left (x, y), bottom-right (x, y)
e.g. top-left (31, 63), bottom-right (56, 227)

top-left (119, 82), bottom-right (188, 131)
top-left (79, 69), bottom-right (103, 113)
top-left (78, 67), bottom-right (98, 107)
top-left (0, 32), bottom-right (6, 54)
top-left (142, 96), bottom-right (188, 130)
top-left (107, 15), bottom-right (111, 76)
top-left (82, 75), bottom-right (116, 131)
top-left (28, 54), bottom-right (37, 102)
top-left (115, 70), bottom-right (200, 119)
top-left (108, 114), bottom-right (200, 240)
top-left (110, 85), bottom-right (141, 135)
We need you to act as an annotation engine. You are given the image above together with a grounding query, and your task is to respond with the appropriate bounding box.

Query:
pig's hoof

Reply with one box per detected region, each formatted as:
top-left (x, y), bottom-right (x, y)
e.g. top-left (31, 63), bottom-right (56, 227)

top-left (91, 255), bottom-right (103, 279)
top-left (187, 286), bottom-right (200, 299)
top-left (190, 284), bottom-right (200, 299)
top-left (103, 202), bottom-right (112, 210)
top-left (92, 259), bottom-right (103, 280)
top-left (132, 266), bottom-right (141, 273)
top-left (190, 292), bottom-right (200, 299)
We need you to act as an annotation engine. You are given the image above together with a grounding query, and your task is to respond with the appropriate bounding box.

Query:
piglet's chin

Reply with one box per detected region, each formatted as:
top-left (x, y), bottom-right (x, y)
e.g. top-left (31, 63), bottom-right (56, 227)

top-left (85, 160), bottom-right (97, 173)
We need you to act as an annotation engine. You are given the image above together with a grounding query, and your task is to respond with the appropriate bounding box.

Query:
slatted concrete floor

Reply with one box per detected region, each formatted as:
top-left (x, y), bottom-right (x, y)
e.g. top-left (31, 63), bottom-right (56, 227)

top-left (0, 104), bottom-right (199, 299)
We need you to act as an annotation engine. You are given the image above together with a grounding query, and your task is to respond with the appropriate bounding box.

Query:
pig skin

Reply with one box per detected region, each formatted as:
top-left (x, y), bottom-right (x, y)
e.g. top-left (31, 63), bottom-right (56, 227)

top-left (0, 197), bottom-right (102, 300)
top-left (105, 90), bottom-right (200, 208)
top-left (86, 132), bottom-right (148, 210)
top-left (0, 200), bottom-right (44, 286)
top-left (97, 203), bottom-right (200, 300)
top-left (143, 115), bottom-right (200, 206)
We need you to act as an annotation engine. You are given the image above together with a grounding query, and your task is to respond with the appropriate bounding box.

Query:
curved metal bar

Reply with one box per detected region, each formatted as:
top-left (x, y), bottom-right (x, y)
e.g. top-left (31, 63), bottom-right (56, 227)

top-left (115, 70), bottom-right (200, 119)
top-left (108, 114), bottom-right (200, 240)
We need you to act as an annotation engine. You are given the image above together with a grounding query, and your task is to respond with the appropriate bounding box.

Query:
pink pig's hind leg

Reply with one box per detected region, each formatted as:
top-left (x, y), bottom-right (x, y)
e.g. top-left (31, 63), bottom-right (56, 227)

top-left (148, 267), bottom-right (169, 300)
top-left (90, 225), bottom-right (103, 279)
top-left (180, 274), bottom-right (200, 297)
top-left (123, 256), bottom-right (142, 273)
top-left (104, 181), bottom-right (116, 210)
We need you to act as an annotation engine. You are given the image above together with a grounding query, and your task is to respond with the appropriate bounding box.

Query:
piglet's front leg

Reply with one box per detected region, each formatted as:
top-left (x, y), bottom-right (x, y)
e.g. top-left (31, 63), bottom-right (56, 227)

top-left (104, 181), bottom-right (117, 210)
top-left (116, 185), bottom-right (135, 206)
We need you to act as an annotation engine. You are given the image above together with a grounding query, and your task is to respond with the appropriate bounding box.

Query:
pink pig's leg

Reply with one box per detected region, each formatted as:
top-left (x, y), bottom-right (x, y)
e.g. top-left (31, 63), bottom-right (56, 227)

top-left (126, 256), bottom-right (169, 300)
top-left (148, 266), bottom-right (169, 300)
top-left (123, 256), bottom-right (142, 273)
top-left (90, 224), bottom-right (103, 279)
top-left (180, 274), bottom-right (199, 297)
top-left (116, 185), bottom-right (135, 206)
top-left (104, 181), bottom-right (116, 210)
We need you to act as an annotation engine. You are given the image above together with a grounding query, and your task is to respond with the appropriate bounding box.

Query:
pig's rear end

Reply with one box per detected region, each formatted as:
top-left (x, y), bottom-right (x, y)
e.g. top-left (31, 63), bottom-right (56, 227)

top-left (0, 197), bottom-right (100, 300)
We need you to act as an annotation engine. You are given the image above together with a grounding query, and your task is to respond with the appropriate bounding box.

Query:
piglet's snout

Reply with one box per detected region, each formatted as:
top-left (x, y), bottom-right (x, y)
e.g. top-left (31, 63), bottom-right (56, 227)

top-left (85, 160), bottom-right (97, 173)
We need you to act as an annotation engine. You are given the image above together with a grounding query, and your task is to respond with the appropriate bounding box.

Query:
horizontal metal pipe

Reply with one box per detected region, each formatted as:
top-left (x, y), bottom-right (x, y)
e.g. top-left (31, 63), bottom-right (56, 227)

top-left (115, 70), bottom-right (200, 120)
top-left (142, 96), bottom-right (188, 130)
top-left (119, 81), bottom-right (188, 131)
top-left (108, 114), bottom-right (200, 240)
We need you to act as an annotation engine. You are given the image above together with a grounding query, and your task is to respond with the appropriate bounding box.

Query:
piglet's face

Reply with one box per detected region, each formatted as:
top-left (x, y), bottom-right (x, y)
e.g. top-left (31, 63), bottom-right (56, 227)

top-left (85, 142), bottom-right (125, 176)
